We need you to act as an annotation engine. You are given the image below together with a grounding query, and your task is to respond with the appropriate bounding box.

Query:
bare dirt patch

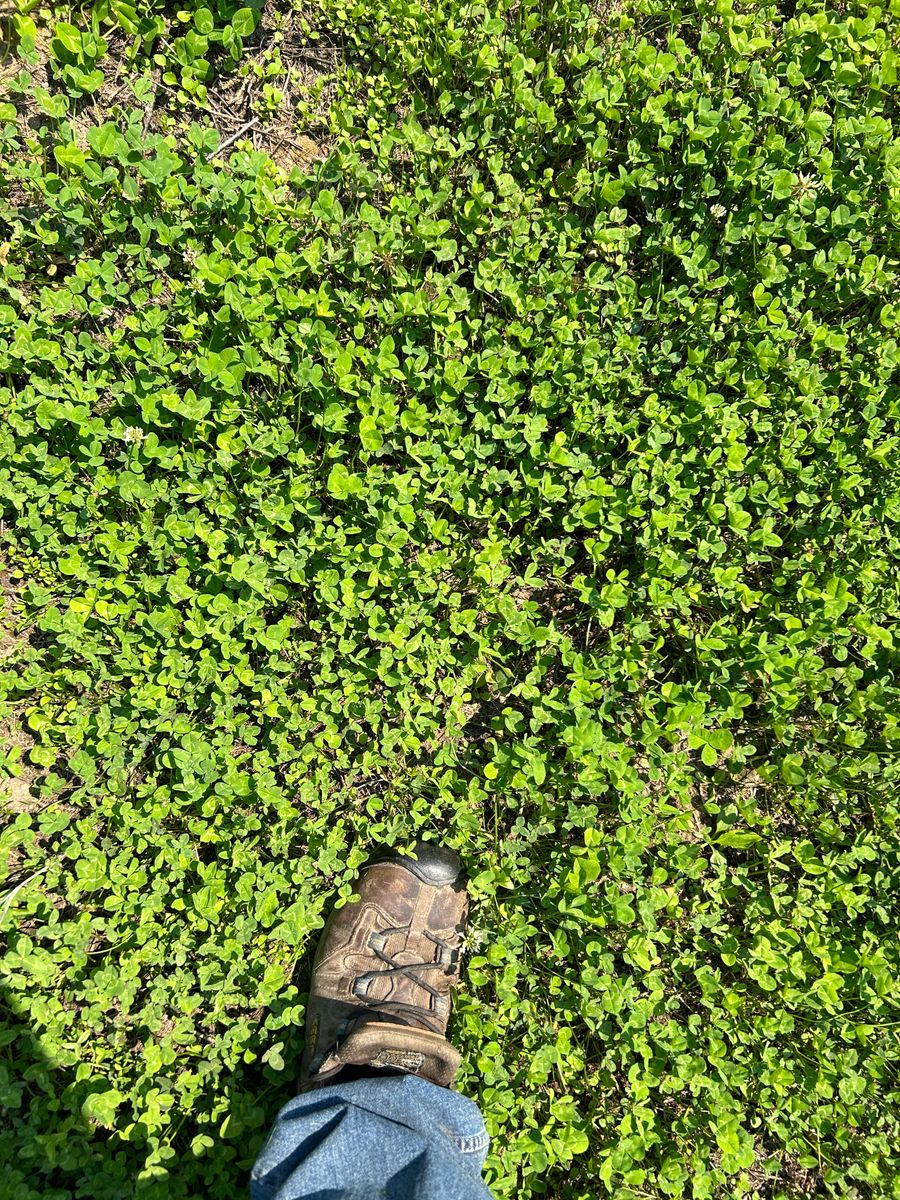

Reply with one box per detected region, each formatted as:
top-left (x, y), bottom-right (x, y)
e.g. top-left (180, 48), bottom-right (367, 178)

top-left (0, 624), bottom-right (21, 662)
top-left (0, 570), bottom-right (42, 813)
top-left (1, 3), bottom-right (337, 179)
top-left (0, 704), bottom-right (40, 814)
top-left (742, 1146), bottom-right (824, 1198)
top-left (203, 2), bottom-right (337, 172)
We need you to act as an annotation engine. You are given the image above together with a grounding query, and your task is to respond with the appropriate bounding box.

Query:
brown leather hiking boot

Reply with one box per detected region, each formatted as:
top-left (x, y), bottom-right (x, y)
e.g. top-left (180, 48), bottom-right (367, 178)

top-left (299, 842), bottom-right (468, 1091)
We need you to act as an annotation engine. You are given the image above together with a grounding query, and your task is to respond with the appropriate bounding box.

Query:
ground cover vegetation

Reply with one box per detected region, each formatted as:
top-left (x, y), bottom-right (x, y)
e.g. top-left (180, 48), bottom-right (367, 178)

top-left (1, 0), bottom-right (899, 1196)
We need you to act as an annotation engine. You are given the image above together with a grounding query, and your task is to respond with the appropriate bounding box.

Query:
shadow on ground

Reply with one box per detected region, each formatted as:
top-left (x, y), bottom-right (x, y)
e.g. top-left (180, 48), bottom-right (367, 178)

top-left (0, 977), bottom-right (309, 1200)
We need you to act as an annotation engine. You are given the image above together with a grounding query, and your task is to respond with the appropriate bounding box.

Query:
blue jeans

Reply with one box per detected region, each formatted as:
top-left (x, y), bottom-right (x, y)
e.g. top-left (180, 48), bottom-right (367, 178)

top-left (250, 1075), bottom-right (494, 1200)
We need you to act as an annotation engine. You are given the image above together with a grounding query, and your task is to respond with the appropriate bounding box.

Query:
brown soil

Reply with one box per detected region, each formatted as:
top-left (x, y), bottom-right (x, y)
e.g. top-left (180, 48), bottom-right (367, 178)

top-left (0, 569), bottom-right (42, 814)
top-left (1, 2), bottom-right (337, 177)
top-left (0, 703), bottom-right (40, 814)
top-left (203, 1), bottom-right (337, 172)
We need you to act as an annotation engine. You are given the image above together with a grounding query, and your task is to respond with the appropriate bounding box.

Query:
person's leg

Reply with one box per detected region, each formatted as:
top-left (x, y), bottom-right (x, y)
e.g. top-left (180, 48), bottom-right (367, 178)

top-left (250, 841), bottom-right (495, 1200)
top-left (250, 1073), bottom-right (492, 1200)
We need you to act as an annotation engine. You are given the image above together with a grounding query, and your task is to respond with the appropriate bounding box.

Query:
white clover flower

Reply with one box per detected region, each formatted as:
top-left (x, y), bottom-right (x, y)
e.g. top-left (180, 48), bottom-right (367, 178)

top-left (792, 171), bottom-right (817, 201)
top-left (121, 426), bottom-right (145, 445)
top-left (710, 203), bottom-right (727, 221)
top-left (460, 926), bottom-right (487, 956)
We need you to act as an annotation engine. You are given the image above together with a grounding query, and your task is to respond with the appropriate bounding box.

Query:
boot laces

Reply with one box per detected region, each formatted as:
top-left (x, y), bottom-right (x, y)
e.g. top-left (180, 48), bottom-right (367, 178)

top-left (351, 924), bottom-right (458, 1034)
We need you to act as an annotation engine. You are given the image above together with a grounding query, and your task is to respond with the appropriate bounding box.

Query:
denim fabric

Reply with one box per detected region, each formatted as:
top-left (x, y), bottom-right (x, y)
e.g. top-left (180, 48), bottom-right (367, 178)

top-left (250, 1075), bottom-right (494, 1200)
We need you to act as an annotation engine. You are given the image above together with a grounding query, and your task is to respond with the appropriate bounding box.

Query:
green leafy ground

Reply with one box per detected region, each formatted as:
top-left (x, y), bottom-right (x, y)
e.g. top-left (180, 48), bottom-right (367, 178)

top-left (2, 1), bottom-right (900, 1197)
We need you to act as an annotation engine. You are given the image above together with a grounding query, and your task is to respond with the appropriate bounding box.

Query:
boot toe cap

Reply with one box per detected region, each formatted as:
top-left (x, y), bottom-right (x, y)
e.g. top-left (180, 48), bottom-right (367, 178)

top-left (371, 841), bottom-right (463, 886)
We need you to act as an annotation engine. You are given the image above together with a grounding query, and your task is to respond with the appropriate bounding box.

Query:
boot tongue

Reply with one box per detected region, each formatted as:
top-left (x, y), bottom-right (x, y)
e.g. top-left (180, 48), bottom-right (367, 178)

top-left (327, 1018), bottom-right (461, 1087)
